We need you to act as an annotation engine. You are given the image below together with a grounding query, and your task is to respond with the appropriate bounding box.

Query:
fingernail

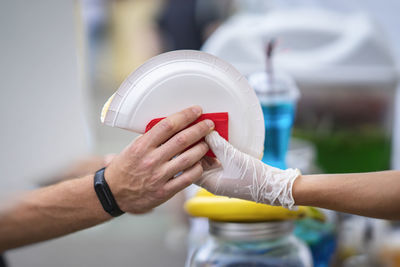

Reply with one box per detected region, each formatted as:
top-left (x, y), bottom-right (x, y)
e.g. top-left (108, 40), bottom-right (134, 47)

top-left (192, 106), bottom-right (202, 116)
top-left (205, 119), bottom-right (214, 128)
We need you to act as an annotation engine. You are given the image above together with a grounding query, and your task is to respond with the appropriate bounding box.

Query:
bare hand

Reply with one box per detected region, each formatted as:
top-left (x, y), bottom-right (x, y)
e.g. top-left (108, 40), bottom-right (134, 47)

top-left (105, 106), bottom-right (214, 214)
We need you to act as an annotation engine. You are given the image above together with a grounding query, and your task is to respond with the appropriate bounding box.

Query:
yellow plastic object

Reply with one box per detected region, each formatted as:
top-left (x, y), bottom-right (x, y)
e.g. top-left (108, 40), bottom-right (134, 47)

top-left (101, 93), bottom-right (115, 124)
top-left (185, 189), bottom-right (324, 222)
top-left (305, 207), bottom-right (326, 222)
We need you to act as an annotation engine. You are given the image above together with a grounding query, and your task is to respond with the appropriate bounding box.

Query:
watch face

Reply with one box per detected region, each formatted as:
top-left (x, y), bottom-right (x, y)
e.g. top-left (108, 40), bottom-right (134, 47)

top-left (102, 50), bottom-right (265, 159)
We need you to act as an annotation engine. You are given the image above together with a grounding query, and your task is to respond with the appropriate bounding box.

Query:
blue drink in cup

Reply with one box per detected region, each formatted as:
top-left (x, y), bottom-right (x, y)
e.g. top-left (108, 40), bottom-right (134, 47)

top-left (248, 72), bottom-right (300, 169)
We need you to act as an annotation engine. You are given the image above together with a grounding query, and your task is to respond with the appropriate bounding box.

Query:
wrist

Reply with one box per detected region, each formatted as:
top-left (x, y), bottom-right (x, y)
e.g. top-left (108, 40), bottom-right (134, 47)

top-left (103, 165), bottom-right (131, 214)
top-left (292, 174), bottom-right (312, 206)
top-left (95, 168), bottom-right (125, 217)
top-left (280, 168), bottom-right (301, 210)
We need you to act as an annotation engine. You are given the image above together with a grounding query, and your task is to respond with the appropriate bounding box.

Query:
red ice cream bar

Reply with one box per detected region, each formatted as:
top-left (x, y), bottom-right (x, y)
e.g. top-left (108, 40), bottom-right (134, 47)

top-left (145, 112), bottom-right (229, 157)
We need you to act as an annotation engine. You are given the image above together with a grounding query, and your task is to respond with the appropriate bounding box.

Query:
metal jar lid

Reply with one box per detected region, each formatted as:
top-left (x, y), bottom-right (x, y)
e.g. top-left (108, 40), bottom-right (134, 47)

top-left (209, 220), bottom-right (294, 241)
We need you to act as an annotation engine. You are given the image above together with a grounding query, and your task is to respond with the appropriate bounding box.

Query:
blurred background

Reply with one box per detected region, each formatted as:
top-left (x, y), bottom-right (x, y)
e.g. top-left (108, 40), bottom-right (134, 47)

top-left (1, 0), bottom-right (400, 266)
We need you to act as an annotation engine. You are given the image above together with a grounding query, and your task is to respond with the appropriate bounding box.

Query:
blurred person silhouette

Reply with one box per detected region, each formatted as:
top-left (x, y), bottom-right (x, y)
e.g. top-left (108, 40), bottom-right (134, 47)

top-left (157, 0), bottom-right (231, 51)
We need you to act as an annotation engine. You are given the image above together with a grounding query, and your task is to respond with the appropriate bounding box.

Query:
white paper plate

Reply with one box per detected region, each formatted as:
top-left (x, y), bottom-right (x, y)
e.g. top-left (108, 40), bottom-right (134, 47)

top-left (101, 50), bottom-right (265, 158)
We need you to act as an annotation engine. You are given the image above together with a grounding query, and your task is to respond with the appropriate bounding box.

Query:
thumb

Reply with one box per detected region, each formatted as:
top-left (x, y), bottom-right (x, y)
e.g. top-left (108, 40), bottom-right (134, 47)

top-left (205, 131), bottom-right (247, 179)
top-left (205, 131), bottom-right (234, 162)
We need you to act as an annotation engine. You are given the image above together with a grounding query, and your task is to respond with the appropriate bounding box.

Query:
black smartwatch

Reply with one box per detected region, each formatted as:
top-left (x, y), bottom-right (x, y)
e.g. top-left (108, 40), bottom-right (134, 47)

top-left (94, 167), bottom-right (125, 217)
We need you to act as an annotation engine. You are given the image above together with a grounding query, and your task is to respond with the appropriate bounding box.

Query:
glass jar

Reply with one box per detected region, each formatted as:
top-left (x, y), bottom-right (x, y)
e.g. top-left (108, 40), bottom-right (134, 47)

top-left (188, 220), bottom-right (312, 267)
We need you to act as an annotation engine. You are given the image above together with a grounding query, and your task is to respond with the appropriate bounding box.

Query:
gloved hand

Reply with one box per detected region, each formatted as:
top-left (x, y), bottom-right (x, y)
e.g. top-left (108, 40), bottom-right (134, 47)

top-left (197, 131), bottom-right (301, 209)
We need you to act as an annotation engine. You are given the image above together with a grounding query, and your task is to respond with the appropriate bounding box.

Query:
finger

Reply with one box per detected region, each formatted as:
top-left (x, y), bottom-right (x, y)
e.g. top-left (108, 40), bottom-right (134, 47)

top-left (200, 156), bottom-right (221, 171)
top-left (164, 162), bottom-right (203, 196)
top-left (196, 157), bottom-right (223, 190)
top-left (205, 131), bottom-right (246, 168)
top-left (143, 106), bottom-right (203, 147)
top-left (157, 119), bottom-right (214, 161)
top-left (164, 142), bottom-right (209, 179)
top-left (195, 167), bottom-right (223, 194)
top-left (205, 131), bottom-right (231, 158)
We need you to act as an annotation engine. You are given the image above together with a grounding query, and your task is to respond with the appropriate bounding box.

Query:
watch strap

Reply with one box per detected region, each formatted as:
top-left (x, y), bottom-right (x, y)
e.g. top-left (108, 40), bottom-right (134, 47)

top-left (94, 167), bottom-right (125, 217)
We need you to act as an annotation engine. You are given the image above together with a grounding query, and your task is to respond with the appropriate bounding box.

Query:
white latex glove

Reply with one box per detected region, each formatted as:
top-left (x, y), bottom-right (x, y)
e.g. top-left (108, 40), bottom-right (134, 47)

top-left (197, 131), bottom-right (301, 209)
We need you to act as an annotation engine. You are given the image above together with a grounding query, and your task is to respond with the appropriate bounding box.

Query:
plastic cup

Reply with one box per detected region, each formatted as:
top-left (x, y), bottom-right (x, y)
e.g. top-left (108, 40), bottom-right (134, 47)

top-left (248, 71), bottom-right (300, 169)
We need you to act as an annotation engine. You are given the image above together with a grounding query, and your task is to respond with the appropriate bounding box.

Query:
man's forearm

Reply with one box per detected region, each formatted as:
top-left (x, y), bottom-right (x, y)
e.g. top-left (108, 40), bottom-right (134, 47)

top-left (0, 175), bottom-right (111, 252)
top-left (293, 170), bottom-right (400, 220)
top-left (0, 106), bottom-right (216, 252)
